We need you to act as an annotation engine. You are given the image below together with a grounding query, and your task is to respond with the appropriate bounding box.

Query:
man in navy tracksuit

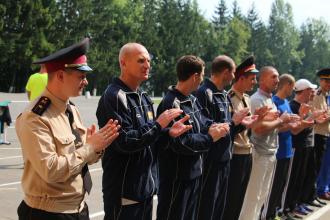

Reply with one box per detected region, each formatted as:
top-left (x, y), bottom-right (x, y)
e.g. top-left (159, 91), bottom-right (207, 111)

top-left (156, 55), bottom-right (229, 220)
top-left (195, 55), bottom-right (248, 220)
top-left (96, 43), bottom-right (191, 220)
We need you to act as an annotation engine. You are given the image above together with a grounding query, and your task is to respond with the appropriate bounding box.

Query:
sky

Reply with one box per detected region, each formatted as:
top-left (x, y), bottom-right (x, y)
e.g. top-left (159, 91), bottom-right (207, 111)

top-left (197, 0), bottom-right (330, 26)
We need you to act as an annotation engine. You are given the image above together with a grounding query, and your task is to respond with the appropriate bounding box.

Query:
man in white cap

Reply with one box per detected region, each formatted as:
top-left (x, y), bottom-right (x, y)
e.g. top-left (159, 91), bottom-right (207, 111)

top-left (283, 79), bottom-right (326, 218)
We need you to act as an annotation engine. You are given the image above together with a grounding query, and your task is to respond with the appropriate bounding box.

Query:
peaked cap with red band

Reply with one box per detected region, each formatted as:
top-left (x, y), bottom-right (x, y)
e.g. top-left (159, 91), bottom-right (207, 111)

top-left (235, 55), bottom-right (259, 80)
top-left (33, 38), bottom-right (92, 73)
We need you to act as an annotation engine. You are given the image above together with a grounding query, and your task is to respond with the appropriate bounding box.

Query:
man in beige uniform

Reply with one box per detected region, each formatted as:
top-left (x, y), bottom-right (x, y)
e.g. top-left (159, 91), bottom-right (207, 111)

top-left (16, 38), bottom-right (120, 220)
top-left (223, 56), bottom-right (259, 220)
top-left (312, 68), bottom-right (330, 202)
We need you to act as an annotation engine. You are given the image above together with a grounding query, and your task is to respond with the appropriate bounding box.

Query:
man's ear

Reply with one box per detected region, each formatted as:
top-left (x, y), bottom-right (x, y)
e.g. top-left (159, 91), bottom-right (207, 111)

top-left (56, 70), bottom-right (65, 82)
top-left (193, 72), bottom-right (199, 81)
top-left (120, 59), bottom-right (126, 68)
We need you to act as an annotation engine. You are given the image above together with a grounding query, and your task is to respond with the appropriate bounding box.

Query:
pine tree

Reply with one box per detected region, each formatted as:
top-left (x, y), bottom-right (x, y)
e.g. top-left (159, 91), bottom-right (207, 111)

top-left (246, 3), bottom-right (271, 67)
top-left (267, 0), bottom-right (303, 73)
top-left (225, 17), bottom-right (251, 64)
top-left (298, 18), bottom-right (330, 81)
top-left (231, 0), bottom-right (243, 20)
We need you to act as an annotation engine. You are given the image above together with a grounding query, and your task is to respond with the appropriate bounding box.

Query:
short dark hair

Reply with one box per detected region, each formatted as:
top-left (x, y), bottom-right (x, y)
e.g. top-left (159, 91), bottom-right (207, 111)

top-left (211, 55), bottom-right (235, 75)
top-left (277, 73), bottom-right (295, 90)
top-left (176, 55), bottom-right (205, 81)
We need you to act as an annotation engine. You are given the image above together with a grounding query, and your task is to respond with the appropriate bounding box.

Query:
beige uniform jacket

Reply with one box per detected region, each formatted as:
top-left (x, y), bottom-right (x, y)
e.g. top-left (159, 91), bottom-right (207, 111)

top-left (16, 89), bottom-right (99, 213)
top-left (312, 89), bottom-right (330, 136)
top-left (228, 88), bottom-right (253, 154)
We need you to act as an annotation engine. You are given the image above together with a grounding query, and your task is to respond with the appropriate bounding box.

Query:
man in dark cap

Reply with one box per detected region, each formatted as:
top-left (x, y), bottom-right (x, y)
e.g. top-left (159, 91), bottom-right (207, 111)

top-left (15, 38), bottom-right (120, 220)
top-left (223, 56), bottom-right (260, 220)
top-left (312, 68), bottom-right (330, 202)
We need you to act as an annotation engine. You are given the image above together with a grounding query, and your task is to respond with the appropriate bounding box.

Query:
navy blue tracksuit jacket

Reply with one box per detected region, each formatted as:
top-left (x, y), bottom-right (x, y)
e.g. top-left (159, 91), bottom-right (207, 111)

top-left (156, 86), bottom-right (214, 220)
top-left (194, 78), bottom-right (244, 220)
top-left (96, 78), bottom-right (160, 219)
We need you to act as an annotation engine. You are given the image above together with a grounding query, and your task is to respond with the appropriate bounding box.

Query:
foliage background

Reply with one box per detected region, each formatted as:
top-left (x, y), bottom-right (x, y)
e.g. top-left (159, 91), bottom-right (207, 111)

top-left (1, 0), bottom-right (329, 95)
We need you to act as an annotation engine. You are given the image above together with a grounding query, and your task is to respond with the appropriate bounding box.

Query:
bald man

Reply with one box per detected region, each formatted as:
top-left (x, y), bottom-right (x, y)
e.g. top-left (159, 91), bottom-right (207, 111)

top-left (96, 43), bottom-right (192, 220)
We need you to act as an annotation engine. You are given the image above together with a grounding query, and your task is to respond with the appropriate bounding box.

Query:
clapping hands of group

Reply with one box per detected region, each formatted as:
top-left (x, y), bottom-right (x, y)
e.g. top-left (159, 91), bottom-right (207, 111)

top-left (208, 123), bottom-right (230, 142)
top-left (87, 119), bottom-right (121, 153)
top-left (157, 108), bottom-right (193, 138)
top-left (232, 108), bottom-right (259, 128)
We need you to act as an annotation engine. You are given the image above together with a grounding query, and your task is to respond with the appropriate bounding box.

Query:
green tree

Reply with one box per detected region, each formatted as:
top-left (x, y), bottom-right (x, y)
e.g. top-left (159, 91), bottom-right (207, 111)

top-left (298, 18), bottom-right (330, 81)
top-left (231, 0), bottom-right (243, 20)
top-left (212, 0), bottom-right (230, 55)
top-left (225, 17), bottom-right (251, 64)
top-left (246, 3), bottom-right (271, 67)
top-left (149, 0), bottom-right (213, 95)
top-left (88, 0), bottom-right (144, 93)
top-left (0, 0), bottom-right (55, 92)
top-left (212, 0), bottom-right (229, 31)
top-left (267, 0), bottom-right (303, 73)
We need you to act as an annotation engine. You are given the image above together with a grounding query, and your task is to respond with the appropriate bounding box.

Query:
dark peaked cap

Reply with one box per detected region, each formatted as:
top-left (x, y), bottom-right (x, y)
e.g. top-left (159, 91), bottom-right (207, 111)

top-left (235, 55), bottom-right (259, 80)
top-left (317, 68), bottom-right (330, 79)
top-left (33, 38), bottom-right (92, 73)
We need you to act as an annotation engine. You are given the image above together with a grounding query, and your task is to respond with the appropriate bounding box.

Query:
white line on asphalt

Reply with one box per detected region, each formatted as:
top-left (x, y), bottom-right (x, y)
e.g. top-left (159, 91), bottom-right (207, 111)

top-left (0, 155), bottom-right (22, 160)
top-left (11, 101), bottom-right (29, 103)
top-left (90, 211), bottom-right (104, 218)
top-left (0, 167), bottom-right (102, 188)
top-left (0, 148), bottom-right (21, 150)
top-left (0, 181), bottom-right (21, 187)
top-left (0, 188), bottom-right (17, 191)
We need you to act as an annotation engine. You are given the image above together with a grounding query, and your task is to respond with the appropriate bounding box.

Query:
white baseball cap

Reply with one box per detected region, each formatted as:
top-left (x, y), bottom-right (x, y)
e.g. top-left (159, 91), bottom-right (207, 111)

top-left (294, 79), bottom-right (317, 91)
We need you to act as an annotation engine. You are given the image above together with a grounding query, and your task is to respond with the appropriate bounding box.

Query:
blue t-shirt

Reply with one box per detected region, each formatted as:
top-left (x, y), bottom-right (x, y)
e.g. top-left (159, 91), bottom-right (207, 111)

top-left (272, 95), bottom-right (293, 159)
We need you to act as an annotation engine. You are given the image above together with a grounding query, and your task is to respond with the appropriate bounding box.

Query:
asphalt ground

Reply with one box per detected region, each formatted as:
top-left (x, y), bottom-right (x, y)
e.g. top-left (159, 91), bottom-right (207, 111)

top-left (0, 92), bottom-right (330, 220)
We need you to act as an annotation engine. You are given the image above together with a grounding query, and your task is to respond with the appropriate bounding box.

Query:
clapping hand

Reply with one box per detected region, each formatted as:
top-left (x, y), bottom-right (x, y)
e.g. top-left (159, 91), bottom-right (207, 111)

top-left (298, 103), bottom-right (312, 118)
top-left (263, 110), bottom-right (280, 121)
top-left (157, 108), bottom-right (184, 128)
top-left (208, 123), bottom-right (230, 142)
top-left (313, 110), bottom-right (330, 124)
top-left (254, 106), bottom-right (271, 119)
top-left (169, 115), bottom-right (193, 137)
top-left (232, 108), bottom-right (250, 125)
top-left (241, 115), bottom-right (259, 128)
top-left (87, 119), bottom-right (121, 153)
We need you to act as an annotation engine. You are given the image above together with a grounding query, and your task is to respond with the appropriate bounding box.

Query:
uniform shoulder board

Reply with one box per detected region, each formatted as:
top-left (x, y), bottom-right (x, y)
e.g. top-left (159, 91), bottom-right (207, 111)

top-left (117, 89), bottom-right (128, 110)
top-left (206, 88), bottom-right (213, 103)
top-left (32, 96), bottom-right (51, 116)
top-left (228, 90), bottom-right (236, 98)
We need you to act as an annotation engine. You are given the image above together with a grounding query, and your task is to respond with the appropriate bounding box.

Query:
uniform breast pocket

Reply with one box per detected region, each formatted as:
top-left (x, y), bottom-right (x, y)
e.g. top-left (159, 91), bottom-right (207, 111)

top-left (75, 121), bottom-right (87, 142)
top-left (53, 134), bottom-right (76, 154)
